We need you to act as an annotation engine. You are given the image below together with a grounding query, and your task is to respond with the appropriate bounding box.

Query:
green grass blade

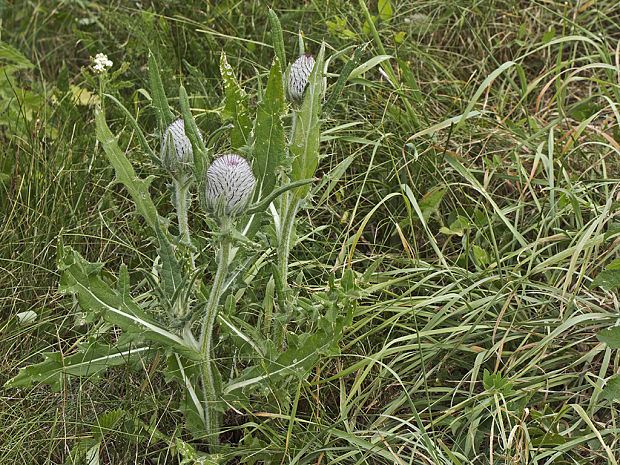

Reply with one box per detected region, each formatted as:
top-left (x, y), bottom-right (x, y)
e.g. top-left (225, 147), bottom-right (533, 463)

top-left (148, 52), bottom-right (175, 132)
top-left (179, 85), bottom-right (209, 180)
top-left (322, 44), bottom-right (365, 118)
top-left (104, 93), bottom-right (158, 164)
top-left (453, 60), bottom-right (516, 133)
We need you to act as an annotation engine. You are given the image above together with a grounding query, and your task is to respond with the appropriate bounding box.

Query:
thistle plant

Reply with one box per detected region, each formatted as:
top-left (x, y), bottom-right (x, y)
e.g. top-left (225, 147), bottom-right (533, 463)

top-left (161, 118), bottom-right (203, 253)
top-left (6, 12), bottom-right (362, 459)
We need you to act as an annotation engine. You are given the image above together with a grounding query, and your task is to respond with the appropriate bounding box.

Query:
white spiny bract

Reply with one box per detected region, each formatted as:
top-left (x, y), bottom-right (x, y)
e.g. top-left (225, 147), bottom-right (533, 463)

top-left (287, 54), bottom-right (315, 104)
top-left (160, 118), bottom-right (202, 177)
top-left (205, 154), bottom-right (256, 217)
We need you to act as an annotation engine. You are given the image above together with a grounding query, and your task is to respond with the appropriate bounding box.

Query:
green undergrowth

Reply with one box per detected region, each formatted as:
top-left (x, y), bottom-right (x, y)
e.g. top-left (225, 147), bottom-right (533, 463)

top-left (1, 0), bottom-right (619, 464)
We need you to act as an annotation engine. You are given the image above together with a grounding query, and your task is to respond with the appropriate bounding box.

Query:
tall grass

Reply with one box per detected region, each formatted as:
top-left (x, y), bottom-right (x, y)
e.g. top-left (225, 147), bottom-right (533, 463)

top-left (1, 0), bottom-right (619, 463)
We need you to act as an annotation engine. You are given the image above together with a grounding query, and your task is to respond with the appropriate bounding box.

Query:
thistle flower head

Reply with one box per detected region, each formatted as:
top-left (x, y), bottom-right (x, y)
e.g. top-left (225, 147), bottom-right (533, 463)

top-left (160, 118), bottom-right (202, 177)
top-left (286, 54), bottom-right (315, 104)
top-left (205, 154), bottom-right (256, 218)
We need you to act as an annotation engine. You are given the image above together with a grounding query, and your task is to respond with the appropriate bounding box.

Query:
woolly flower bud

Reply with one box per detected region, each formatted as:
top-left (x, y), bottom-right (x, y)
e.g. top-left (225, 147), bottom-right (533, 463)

top-left (287, 54), bottom-right (315, 103)
top-left (161, 118), bottom-right (202, 177)
top-left (205, 154), bottom-right (256, 218)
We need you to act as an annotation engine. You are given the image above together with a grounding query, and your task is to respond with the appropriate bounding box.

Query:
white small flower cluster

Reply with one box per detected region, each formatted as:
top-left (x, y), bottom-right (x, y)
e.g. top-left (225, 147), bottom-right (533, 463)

top-left (77, 17), bottom-right (96, 26)
top-left (92, 53), bottom-right (113, 73)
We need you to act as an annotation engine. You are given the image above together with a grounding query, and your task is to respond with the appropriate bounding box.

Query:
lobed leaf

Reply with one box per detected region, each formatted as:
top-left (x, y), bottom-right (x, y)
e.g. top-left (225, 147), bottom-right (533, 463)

top-left (224, 311), bottom-right (347, 394)
top-left (59, 247), bottom-right (198, 360)
top-left (156, 228), bottom-right (183, 300)
top-left (94, 107), bottom-right (160, 232)
top-left (5, 341), bottom-right (152, 391)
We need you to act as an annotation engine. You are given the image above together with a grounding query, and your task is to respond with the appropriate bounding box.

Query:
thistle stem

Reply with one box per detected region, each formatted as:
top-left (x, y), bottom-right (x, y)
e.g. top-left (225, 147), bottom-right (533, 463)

top-left (199, 225), bottom-right (231, 451)
top-left (274, 197), bottom-right (300, 348)
top-left (289, 111), bottom-right (297, 145)
top-left (279, 108), bottom-right (300, 288)
top-left (277, 198), bottom-right (298, 290)
top-left (172, 175), bottom-right (194, 269)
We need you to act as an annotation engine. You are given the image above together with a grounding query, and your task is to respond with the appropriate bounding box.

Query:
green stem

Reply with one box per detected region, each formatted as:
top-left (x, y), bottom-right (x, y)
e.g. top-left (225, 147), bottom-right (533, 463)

top-left (278, 108), bottom-right (299, 288)
top-left (278, 198), bottom-right (298, 292)
top-left (173, 175), bottom-right (194, 269)
top-left (173, 176), bottom-right (191, 244)
top-left (289, 111), bottom-right (297, 146)
top-left (199, 227), bottom-right (231, 451)
top-left (98, 75), bottom-right (105, 113)
top-left (274, 197), bottom-right (300, 348)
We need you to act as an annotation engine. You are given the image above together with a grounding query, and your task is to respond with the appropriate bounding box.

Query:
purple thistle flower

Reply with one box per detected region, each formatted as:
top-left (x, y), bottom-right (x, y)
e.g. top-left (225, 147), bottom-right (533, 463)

top-left (205, 154), bottom-right (256, 217)
top-left (287, 54), bottom-right (315, 103)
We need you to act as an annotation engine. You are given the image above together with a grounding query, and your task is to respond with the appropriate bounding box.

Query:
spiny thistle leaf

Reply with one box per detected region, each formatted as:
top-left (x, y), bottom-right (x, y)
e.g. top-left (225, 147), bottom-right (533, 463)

top-left (253, 55), bottom-right (285, 198)
top-left (220, 52), bottom-right (252, 149)
top-left (57, 248), bottom-right (199, 360)
top-left (223, 312), bottom-right (346, 395)
top-left (95, 108), bottom-right (182, 298)
top-left (268, 9), bottom-right (286, 73)
top-left (95, 107), bottom-right (160, 232)
top-left (5, 341), bottom-right (153, 391)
